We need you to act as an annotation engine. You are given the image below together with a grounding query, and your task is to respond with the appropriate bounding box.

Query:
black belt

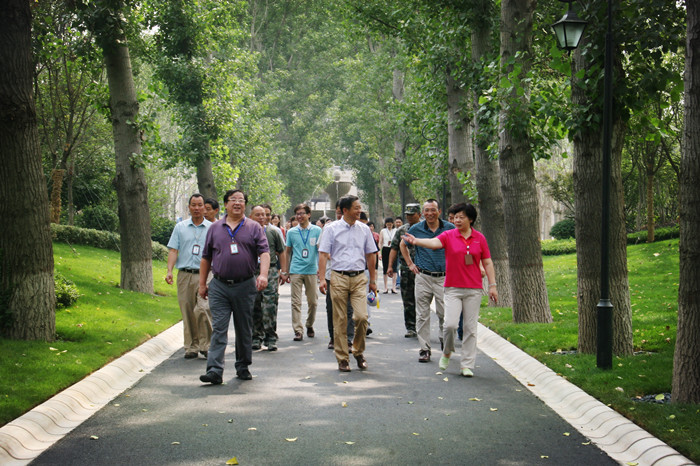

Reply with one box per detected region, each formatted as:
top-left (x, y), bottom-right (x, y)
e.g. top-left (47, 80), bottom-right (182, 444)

top-left (418, 268), bottom-right (445, 277)
top-left (214, 274), bottom-right (254, 285)
top-left (333, 270), bottom-right (364, 277)
top-left (179, 268), bottom-right (199, 274)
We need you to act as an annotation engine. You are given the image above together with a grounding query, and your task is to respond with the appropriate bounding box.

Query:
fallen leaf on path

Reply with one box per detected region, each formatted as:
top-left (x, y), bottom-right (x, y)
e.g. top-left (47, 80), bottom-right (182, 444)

top-left (248, 427), bottom-right (257, 431)
top-left (443, 377), bottom-right (449, 382)
top-left (490, 408), bottom-right (498, 412)
top-left (468, 398), bottom-right (481, 401)
top-left (171, 442), bottom-right (180, 445)
top-left (90, 435), bottom-right (99, 440)
top-left (285, 438), bottom-right (298, 442)
top-left (541, 455), bottom-right (549, 459)
top-left (345, 441), bottom-right (355, 445)
top-left (563, 432), bottom-right (570, 436)
top-left (226, 458), bottom-right (239, 465)
top-left (412, 433), bottom-right (420, 436)
top-left (527, 383), bottom-right (535, 387)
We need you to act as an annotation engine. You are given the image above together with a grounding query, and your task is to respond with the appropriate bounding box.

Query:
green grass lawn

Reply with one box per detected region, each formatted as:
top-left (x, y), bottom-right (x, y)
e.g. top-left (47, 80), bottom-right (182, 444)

top-left (0, 243), bottom-right (180, 426)
top-left (482, 239), bottom-right (699, 463)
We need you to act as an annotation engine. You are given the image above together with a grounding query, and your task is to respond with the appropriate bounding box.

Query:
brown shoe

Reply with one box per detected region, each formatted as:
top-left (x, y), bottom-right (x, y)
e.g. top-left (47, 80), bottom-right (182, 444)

top-left (338, 360), bottom-right (351, 372)
top-left (418, 349), bottom-right (431, 362)
top-left (354, 354), bottom-right (368, 370)
top-left (293, 332), bottom-right (303, 341)
top-left (307, 327), bottom-right (315, 338)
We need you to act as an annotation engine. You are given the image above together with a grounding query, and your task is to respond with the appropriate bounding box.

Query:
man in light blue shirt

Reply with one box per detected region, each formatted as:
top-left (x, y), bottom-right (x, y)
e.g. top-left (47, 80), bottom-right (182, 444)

top-left (283, 203), bottom-right (322, 341)
top-left (166, 194), bottom-right (213, 359)
top-left (318, 195), bottom-right (378, 372)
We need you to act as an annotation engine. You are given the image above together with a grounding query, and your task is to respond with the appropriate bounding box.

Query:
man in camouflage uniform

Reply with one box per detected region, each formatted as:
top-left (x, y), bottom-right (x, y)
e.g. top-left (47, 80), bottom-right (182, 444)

top-left (251, 205), bottom-right (287, 351)
top-left (387, 204), bottom-right (421, 338)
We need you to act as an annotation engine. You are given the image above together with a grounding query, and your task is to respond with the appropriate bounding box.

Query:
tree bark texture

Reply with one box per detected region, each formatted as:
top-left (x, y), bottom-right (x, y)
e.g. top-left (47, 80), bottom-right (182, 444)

top-left (393, 67), bottom-right (415, 211)
top-left (446, 68), bottom-right (474, 206)
top-left (0, 0), bottom-right (56, 340)
top-left (50, 169), bottom-right (65, 224)
top-left (472, 17), bottom-right (511, 308)
top-left (102, 33), bottom-right (153, 294)
top-left (673, 1), bottom-right (700, 404)
top-left (498, 0), bottom-right (551, 322)
top-left (196, 149), bottom-right (217, 201)
top-left (572, 44), bottom-right (633, 356)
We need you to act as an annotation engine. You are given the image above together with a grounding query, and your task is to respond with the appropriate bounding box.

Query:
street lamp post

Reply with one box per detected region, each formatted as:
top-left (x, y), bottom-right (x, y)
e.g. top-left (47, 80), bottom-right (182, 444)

top-left (552, 0), bottom-right (612, 369)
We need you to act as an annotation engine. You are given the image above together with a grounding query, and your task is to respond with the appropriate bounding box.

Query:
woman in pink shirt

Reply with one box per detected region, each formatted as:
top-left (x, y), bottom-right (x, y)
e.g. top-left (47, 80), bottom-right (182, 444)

top-left (403, 203), bottom-right (498, 377)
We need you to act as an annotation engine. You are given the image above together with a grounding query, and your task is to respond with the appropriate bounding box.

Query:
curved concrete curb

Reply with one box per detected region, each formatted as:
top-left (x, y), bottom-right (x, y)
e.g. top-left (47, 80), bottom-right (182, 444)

top-left (477, 324), bottom-right (694, 466)
top-left (0, 323), bottom-right (183, 466)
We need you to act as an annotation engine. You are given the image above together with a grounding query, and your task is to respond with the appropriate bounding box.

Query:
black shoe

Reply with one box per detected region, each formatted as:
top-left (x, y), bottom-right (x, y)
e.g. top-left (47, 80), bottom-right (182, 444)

top-left (404, 330), bottom-right (417, 338)
top-left (237, 369), bottom-right (253, 380)
top-left (366, 326), bottom-right (373, 336)
top-left (307, 327), bottom-right (315, 338)
top-left (328, 340), bottom-right (334, 350)
top-left (184, 352), bottom-right (198, 359)
top-left (419, 349), bottom-right (431, 363)
top-left (267, 342), bottom-right (277, 351)
top-left (252, 341), bottom-right (262, 350)
top-left (200, 350), bottom-right (208, 358)
top-left (200, 372), bottom-right (222, 385)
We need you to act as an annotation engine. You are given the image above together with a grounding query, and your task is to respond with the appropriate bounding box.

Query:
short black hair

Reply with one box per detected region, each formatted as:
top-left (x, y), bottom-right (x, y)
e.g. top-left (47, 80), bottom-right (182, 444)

top-left (188, 193), bottom-right (204, 204)
top-left (339, 195), bottom-right (358, 213)
top-left (223, 189), bottom-right (247, 205)
top-left (384, 216), bottom-right (394, 225)
top-left (360, 212), bottom-right (368, 221)
top-left (294, 203), bottom-right (311, 215)
top-left (448, 203), bottom-right (477, 225)
top-left (204, 198), bottom-right (219, 210)
top-left (425, 198), bottom-right (440, 209)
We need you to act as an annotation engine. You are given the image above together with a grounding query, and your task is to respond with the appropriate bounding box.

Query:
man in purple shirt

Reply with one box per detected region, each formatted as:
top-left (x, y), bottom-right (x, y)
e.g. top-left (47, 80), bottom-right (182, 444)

top-left (198, 189), bottom-right (270, 383)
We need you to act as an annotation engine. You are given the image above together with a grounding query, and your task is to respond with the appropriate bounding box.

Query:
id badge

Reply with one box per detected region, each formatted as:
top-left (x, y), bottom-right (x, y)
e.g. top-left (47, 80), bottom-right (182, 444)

top-left (230, 242), bottom-right (239, 255)
top-left (464, 253), bottom-right (474, 265)
top-left (302, 248), bottom-right (309, 258)
top-left (192, 244), bottom-right (200, 256)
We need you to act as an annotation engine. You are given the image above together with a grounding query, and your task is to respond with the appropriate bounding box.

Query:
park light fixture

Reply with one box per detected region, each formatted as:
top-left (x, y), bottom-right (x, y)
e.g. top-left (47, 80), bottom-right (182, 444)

top-left (552, 0), bottom-right (587, 51)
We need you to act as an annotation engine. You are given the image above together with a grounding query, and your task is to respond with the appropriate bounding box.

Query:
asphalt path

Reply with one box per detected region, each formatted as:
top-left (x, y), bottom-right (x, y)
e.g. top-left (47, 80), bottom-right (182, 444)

top-left (33, 283), bottom-right (616, 465)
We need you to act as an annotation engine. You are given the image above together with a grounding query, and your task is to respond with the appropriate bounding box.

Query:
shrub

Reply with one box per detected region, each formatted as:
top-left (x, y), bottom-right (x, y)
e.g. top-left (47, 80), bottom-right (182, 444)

top-left (151, 217), bottom-right (176, 247)
top-left (55, 272), bottom-right (80, 308)
top-left (549, 218), bottom-right (575, 240)
top-left (51, 224), bottom-right (168, 261)
top-left (627, 226), bottom-right (680, 244)
top-left (76, 205), bottom-right (119, 232)
top-left (541, 238), bottom-right (577, 256)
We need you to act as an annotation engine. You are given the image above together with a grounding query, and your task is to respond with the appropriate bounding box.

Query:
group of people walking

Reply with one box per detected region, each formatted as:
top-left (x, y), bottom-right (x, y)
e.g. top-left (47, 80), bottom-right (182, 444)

top-left (165, 190), bottom-right (497, 384)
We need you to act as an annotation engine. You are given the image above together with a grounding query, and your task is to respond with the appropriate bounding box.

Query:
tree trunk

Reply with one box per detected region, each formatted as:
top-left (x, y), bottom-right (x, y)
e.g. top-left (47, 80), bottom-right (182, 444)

top-left (0, 0), bottom-right (56, 340)
top-left (393, 67), bottom-right (416, 212)
top-left (196, 149), bottom-right (217, 200)
top-left (471, 8), bottom-right (511, 308)
top-left (645, 158), bottom-right (655, 242)
top-left (66, 159), bottom-right (75, 225)
top-left (446, 67), bottom-right (473, 205)
top-left (498, 0), bottom-right (550, 322)
top-left (50, 168), bottom-right (65, 224)
top-left (673, 0), bottom-right (700, 404)
top-left (101, 26), bottom-right (153, 294)
top-left (572, 44), bottom-right (633, 356)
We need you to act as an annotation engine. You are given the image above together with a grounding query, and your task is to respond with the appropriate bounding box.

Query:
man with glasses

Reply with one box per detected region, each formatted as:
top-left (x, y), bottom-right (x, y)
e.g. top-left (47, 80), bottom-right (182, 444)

top-left (198, 190), bottom-right (269, 383)
top-left (282, 203), bottom-right (322, 341)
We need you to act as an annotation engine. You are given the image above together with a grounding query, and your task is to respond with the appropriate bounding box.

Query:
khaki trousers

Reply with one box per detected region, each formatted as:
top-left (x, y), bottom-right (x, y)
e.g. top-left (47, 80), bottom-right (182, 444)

top-left (177, 270), bottom-right (212, 352)
top-left (290, 274), bottom-right (318, 334)
top-left (330, 271), bottom-right (368, 363)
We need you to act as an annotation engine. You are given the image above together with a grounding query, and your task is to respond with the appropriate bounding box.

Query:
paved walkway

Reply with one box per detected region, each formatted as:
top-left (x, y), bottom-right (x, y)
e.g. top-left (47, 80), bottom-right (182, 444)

top-left (1, 284), bottom-right (693, 465)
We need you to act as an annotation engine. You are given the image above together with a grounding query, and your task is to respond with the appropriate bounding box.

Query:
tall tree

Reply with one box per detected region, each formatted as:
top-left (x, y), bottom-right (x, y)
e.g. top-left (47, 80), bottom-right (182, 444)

top-left (471, 0), bottom-right (512, 307)
top-left (73, 0), bottom-right (153, 293)
top-left (569, 0), bottom-right (683, 354)
top-left (0, 0), bottom-right (56, 340)
top-left (498, 0), bottom-right (551, 322)
top-left (673, 0), bottom-right (700, 404)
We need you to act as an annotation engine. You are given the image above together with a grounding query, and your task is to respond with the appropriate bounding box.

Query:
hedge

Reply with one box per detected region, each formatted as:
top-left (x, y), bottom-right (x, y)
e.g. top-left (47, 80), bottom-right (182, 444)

top-left (51, 224), bottom-right (168, 261)
top-left (541, 226), bottom-right (680, 256)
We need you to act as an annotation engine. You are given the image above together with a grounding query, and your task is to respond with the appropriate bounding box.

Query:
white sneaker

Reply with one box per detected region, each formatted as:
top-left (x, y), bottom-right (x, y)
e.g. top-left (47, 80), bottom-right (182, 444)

top-left (460, 368), bottom-right (474, 377)
top-left (439, 356), bottom-right (450, 371)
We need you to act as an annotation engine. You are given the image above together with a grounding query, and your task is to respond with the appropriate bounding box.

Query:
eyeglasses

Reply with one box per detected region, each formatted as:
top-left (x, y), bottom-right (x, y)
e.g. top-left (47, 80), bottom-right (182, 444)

top-left (228, 198), bottom-right (245, 204)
